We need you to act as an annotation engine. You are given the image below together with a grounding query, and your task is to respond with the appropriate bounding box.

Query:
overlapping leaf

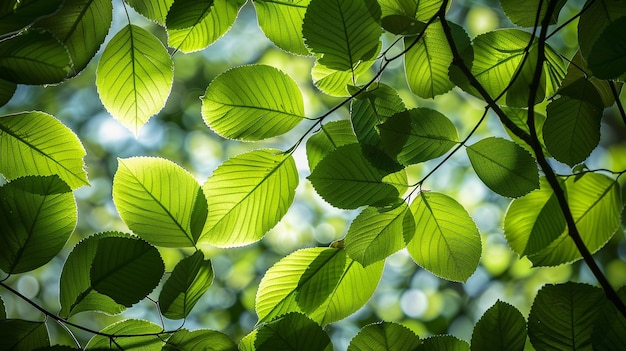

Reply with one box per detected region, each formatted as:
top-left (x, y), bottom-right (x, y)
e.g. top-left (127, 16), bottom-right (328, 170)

top-left (163, 329), bottom-right (237, 351)
top-left (500, 0), bottom-right (566, 27)
top-left (577, 0), bottom-right (626, 60)
top-left (471, 300), bottom-right (526, 351)
top-left (306, 120), bottom-right (358, 170)
top-left (0, 111), bottom-right (88, 189)
top-left (125, 0), bottom-right (173, 24)
top-left (348, 321), bottom-right (422, 351)
top-left (587, 17), bottom-right (626, 79)
top-left (351, 83), bottom-right (406, 146)
top-left (302, 0), bottom-right (382, 71)
top-left (560, 51), bottom-right (622, 108)
top-left (96, 24), bottom-right (173, 134)
top-left (0, 176), bottom-right (76, 274)
top-left (0, 320), bottom-right (49, 351)
top-left (254, 0), bottom-right (310, 55)
top-left (0, 79), bottom-right (16, 107)
top-left (501, 107), bottom-right (547, 155)
top-left (417, 335), bottom-right (469, 351)
top-left (254, 313), bottom-right (332, 351)
top-left (379, 0), bottom-right (443, 22)
top-left (407, 192), bottom-right (481, 282)
top-left (202, 65), bottom-right (305, 141)
top-left (591, 288), bottom-right (626, 351)
top-left (200, 149), bottom-right (298, 247)
top-left (113, 157), bottom-right (207, 247)
top-left (86, 319), bottom-right (162, 350)
top-left (311, 57), bottom-right (377, 97)
top-left (0, 0), bottom-right (63, 35)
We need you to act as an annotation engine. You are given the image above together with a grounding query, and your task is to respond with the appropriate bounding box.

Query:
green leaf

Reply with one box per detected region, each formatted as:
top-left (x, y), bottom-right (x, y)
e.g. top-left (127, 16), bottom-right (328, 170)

top-left (112, 157), bottom-right (207, 247)
top-left (560, 51), bottom-right (623, 108)
top-left (96, 24), bottom-right (173, 134)
top-left (254, 0), bottom-right (311, 55)
top-left (405, 21), bottom-right (469, 98)
top-left (528, 282), bottom-right (604, 351)
top-left (163, 329), bottom-right (237, 351)
top-left (125, 0), bottom-right (173, 24)
top-left (587, 17), bottom-right (626, 79)
top-left (158, 251), bottom-right (214, 319)
top-left (308, 144), bottom-right (407, 209)
top-left (302, 0), bottom-right (382, 71)
top-left (351, 83), bottom-right (406, 147)
top-left (0, 296), bottom-right (5, 319)
top-left (59, 232), bottom-right (128, 318)
top-left (306, 120), bottom-right (358, 170)
top-left (0, 111), bottom-right (89, 190)
top-left (0, 0), bottom-right (63, 35)
top-left (90, 236), bottom-right (165, 307)
top-left (0, 176), bottom-right (76, 274)
top-left (86, 319), bottom-right (162, 350)
top-left (347, 321), bottom-right (422, 351)
top-left (379, 0), bottom-right (443, 22)
top-left (543, 78), bottom-right (603, 167)
top-left (471, 300), bottom-right (526, 351)
top-left (407, 192), bottom-right (481, 282)
top-left (591, 287), bottom-right (626, 351)
top-left (166, 0), bottom-right (214, 29)
top-left (0, 29), bottom-right (71, 84)
top-left (311, 58), bottom-right (376, 97)
top-left (466, 137), bottom-right (539, 198)
top-left (344, 203), bottom-right (415, 266)
top-left (0, 320), bottom-right (49, 351)
top-left (254, 313), bottom-right (332, 351)
top-left (256, 247), bottom-right (383, 325)
top-left (34, 0), bottom-right (113, 76)
top-left (503, 178), bottom-right (566, 257)
top-left (529, 173), bottom-right (622, 266)
top-left (417, 335), bottom-right (469, 351)
top-left (577, 0), bottom-right (626, 60)
top-left (200, 149), bottom-right (298, 247)
top-left (201, 65), bottom-right (305, 141)
top-left (0, 79), bottom-right (16, 107)
top-left (167, 0), bottom-right (245, 53)
top-left (381, 15), bottom-right (425, 35)
top-left (378, 108), bottom-right (458, 165)
top-left (500, 0), bottom-right (566, 27)
top-left (501, 107), bottom-right (547, 155)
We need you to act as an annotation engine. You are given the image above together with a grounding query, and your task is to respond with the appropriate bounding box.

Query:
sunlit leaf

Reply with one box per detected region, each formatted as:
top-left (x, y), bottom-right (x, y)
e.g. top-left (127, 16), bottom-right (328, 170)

top-left (0, 29), bottom-right (71, 85)
top-left (167, 0), bottom-right (245, 53)
top-left (202, 65), bottom-right (304, 141)
top-left (125, 0), bottom-right (173, 24)
top-left (0, 0), bottom-right (63, 35)
top-left (35, 0), bottom-right (112, 76)
top-left (306, 120), bottom-right (358, 170)
top-left (379, 0), bottom-right (444, 22)
top-left (163, 329), bottom-right (237, 351)
top-left (59, 232), bottom-right (128, 318)
top-left (351, 83), bottom-right (406, 147)
top-left (528, 282), bottom-right (604, 351)
top-left (348, 321), bottom-right (422, 351)
top-left (466, 137), bottom-right (539, 198)
top-left (501, 107), bottom-right (547, 155)
top-left (201, 149), bottom-right (298, 247)
top-left (471, 300), bottom-right (526, 351)
top-left (96, 24), bottom-right (173, 134)
top-left (503, 178), bottom-right (566, 257)
top-left (417, 335), bottom-right (469, 351)
top-left (159, 251), bottom-right (214, 319)
top-left (591, 287), bottom-right (626, 351)
top-left (113, 157), bottom-right (207, 247)
top-left (166, 0), bottom-right (214, 29)
top-left (378, 108), bottom-right (458, 165)
top-left (0, 111), bottom-right (88, 189)
top-left (86, 319), bottom-right (162, 350)
top-left (577, 0), bottom-right (626, 59)
top-left (560, 51), bottom-right (622, 108)
top-left (311, 58), bottom-right (376, 97)
top-left (308, 144), bottom-right (407, 209)
top-left (254, 313), bottom-right (332, 351)
top-left (302, 0), bottom-right (382, 71)
top-left (500, 0), bottom-right (566, 27)
top-left (529, 173), bottom-right (622, 266)
top-left (0, 320), bottom-right (49, 350)
top-left (587, 17), bottom-right (626, 79)
top-left (344, 203), bottom-right (415, 266)
top-left (254, 0), bottom-right (310, 55)
top-left (407, 192), bottom-right (481, 282)
top-left (256, 247), bottom-right (383, 325)
top-left (0, 176), bottom-right (75, 274)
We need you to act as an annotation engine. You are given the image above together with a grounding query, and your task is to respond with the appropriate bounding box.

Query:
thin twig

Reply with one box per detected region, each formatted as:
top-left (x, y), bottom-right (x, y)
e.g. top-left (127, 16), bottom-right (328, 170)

top-left (609, 81), bottom-right (626, 126)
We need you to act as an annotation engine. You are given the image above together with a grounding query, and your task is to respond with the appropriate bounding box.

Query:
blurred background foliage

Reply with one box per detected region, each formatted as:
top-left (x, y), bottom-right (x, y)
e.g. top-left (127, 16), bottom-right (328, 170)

top-left (1, 0), bottom-right (625, 349)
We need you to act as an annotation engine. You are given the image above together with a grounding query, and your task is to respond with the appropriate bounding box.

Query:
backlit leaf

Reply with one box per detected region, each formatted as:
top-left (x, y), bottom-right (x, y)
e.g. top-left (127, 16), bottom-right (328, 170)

top-left (407, 192), bottom-right (481, 282)
top-left (0, 320), bottom-right (49, 351)
top-left (200, 149), bottom-right (298, 247)
top-left (159, 251), bottom-right (214, 319)
top-left (417, 335), bottom-right (469, 351)
top-left (379, 0), bottom-right (443, 22)
top-left (466, 137), bottom-right (539, 198)
top-left (254, 0), bottom-right (310, 55)
top-left (311, 58), bottom-right (377, 97)
top-left (501, 107), bottom-right (547, 155)
top-left (86, 319), bottom-right (162, 350)
top-left (351, 83), bottom-right (406, 147)
top-left (587, 17), bottom-right (626, 79)
top-left (113, 157), bottom-right (207, 247)
top-left (0, 0), bottom-right (63, 35)
top-left (90, 236), bottom-right (164, 307)
top-left (96, 24), bottom-right (173, 134)
top-left (302, 0), bottom-right (382, 71)
top-left (0, 111), bottom-right (88, 189)
top-left (306, 120), bottom-right (358, 170)
top-left (166, 0), bottom-right (214, 29)
top-left (500, 0), bottom-right (566, 27)
top-left (202, 65), bottom-right (304, 141)
top-left (254, 313), bottom-right (332, 351)
top-left (348, 321), bottom-right (422, 351)
top-left (125, 0), bottom-right (173, 24)
top-left (163, 329), bottom-right (237, 351)
top-left (577, 0), bottom-right (626, 59)
top-left (0, 176), bottom-right (76, 274)
top-left (559, 51), bottom-right (622, 108)
top-left (591, 288), bottom-right (626, 351)
top-left (471, 300), bottom-right (527, 351)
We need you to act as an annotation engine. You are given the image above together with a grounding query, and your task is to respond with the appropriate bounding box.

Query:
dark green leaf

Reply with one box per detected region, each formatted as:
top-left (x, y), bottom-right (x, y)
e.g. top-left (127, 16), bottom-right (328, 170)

top-left (159, 251), bottom-right (214, 319)
top-left (528, 282), bottom-right (604, 351)
top-left (560, 51), bottom-right (622, 108)
top-left (308, 144), bottom-right (407, 209)
top-left (201, 65), bottom-right (305, 141)
top-left (306, 120), bottom-right (358, 170)
top-left (125, 0), bottom-right (173, 24)
top-left (86, 319), bottom-right (162, 350)
top-left (471, 300), bottom-right (526, 351)
top-left (382, 15), bottom-right (425, 35)
top-left (0, 296), bottom-right (5, 319)
top-left (417, 335), bottom-right (469, 351)
top-left (0, 0), bottom-right (63, 35)
top-left (500, 0), bottom-right (566, 27)
top-left (254, 313), bottom-right (332, 351)
top-left (90, 237), bottom-right (165, 307)
top-left (351, 83), bottom-right (406, 147)
top-left (254, 0), bottom-right (311, 55)
top-left (501, 107), bottom-right (547, 155)
top-left (587, 17), bottom-right (626, 79)
top-left (348, 321), bottom-right (422, 351)
top-left (0, 79), bottom-right (16, 107)
top-left (163, 329), bottom-right (237, 351)
top-left (303, 0), bottom-right (382, 71)
top-left (0, 175), bottom-right (75, 274)
top-left (591, 287), bottom-right (626, 351)
top-left (0, 29), bottom-right (71, 85)
top-left (166, 0), bottom-right (214, 29)
top-left (0, 320), bottom-right (49, 351)
top-left (578, 0), bottom-right (626, 59)
top-left (466, 137), bottom-right (539, 198)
